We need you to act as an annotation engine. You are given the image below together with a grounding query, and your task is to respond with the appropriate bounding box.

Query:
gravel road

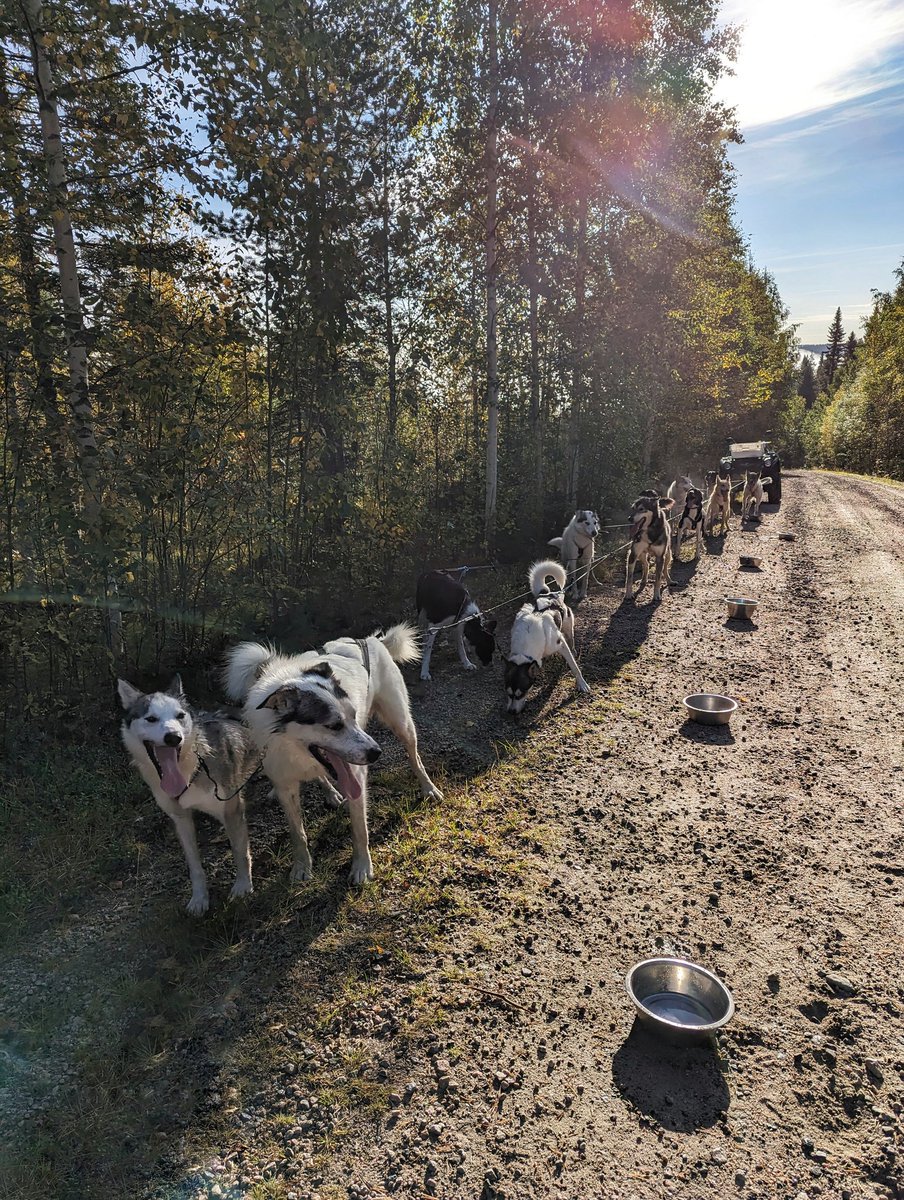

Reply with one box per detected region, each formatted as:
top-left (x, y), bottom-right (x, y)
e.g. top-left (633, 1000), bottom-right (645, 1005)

top-left (4, 470), bottom-right (903, 1200)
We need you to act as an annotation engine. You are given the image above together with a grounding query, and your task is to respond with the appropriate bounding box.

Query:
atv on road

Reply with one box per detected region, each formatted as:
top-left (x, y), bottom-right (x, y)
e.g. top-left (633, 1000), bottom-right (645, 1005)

top-left (719, 438), bottom-right (782, 503)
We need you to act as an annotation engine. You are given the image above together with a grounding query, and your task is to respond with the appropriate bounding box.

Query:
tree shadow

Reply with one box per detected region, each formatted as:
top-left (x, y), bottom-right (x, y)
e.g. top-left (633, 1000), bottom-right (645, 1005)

top-left (678, 719), bottom-right (735, 746)
top-left (611, 1021), bottom-right (730, 1133)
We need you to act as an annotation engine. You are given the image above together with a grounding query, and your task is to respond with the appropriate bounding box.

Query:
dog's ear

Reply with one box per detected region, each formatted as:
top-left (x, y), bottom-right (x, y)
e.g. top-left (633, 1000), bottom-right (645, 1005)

top-left (528, 661), bottom-right (543, 682)
top-left (306, 662), bottom-right (334, 679)
top-left (165, 674), bottom-right (185, 699)
top-left (660, 497), bottom-right (675, 510)
top-left (117, 679), bottom-right (142, 708)
top-left (257, 684), bottom-right (301, 711)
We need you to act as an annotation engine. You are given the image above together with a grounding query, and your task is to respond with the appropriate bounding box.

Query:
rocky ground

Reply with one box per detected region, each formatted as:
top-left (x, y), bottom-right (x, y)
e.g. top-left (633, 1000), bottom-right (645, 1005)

top-left (2, 470), bottom-right (902, 1200)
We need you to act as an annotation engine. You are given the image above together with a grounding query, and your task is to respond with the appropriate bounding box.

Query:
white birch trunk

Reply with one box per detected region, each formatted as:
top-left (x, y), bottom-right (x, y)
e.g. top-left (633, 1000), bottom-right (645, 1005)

top-left (484, 0), bottom-right (499, 552)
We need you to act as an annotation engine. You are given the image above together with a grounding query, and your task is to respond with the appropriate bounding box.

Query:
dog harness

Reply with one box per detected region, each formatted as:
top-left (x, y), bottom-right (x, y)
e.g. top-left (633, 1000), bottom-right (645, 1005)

top-left (354, 637), bottom-right (371, 676)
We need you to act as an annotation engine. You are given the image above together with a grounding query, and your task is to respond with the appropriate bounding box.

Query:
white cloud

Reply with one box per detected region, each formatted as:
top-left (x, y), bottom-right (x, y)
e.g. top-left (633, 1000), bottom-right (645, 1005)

top-left (715, 0), bottom-right (904, 127)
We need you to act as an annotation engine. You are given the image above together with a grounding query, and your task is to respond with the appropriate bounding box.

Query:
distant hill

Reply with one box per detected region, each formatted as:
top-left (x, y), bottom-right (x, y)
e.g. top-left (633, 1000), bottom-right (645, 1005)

top-left (800, 344), bottom-right (827, 355)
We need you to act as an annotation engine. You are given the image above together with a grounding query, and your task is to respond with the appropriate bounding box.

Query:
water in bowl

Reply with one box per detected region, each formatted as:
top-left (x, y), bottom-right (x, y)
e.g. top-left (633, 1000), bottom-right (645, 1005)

top-left (642, 991), bottom-right (713, 1026)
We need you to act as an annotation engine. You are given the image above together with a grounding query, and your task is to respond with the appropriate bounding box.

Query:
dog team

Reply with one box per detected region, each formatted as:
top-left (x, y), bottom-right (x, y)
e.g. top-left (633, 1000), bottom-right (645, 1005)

top-left (119, 467), bottom-right (769, 913)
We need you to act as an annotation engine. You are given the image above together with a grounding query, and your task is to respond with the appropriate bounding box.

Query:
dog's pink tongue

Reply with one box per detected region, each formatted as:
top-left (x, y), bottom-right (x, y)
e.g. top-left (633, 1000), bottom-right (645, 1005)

top-left (322, 751), bottom-right (362, 802)
top-left (156, 745), bottom-right (189, 797)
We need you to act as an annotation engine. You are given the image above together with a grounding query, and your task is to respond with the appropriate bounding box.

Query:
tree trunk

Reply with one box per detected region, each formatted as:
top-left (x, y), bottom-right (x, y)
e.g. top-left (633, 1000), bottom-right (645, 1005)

top-left (381, 105), bottom-right (398, 439)
top-left (527, 170), bottom-right (543, 537)
top-left (567, 190), bottom-right (587, 507)
top-left (484, 0), bottom-right (499, 553)
top-left (23, 0), bottom-right (100, 528)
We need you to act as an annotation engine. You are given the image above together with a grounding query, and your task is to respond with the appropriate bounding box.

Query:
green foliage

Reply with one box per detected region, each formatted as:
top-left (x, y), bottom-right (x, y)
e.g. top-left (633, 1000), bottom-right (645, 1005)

top-left (1, 0), bottom-right (795, 718)
top-left (783, 264), bottom-right (904, 477)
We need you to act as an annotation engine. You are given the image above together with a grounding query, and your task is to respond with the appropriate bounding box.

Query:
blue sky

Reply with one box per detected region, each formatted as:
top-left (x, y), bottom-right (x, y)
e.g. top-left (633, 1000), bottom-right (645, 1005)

top-left (715, 0), bottom-right (904, 345)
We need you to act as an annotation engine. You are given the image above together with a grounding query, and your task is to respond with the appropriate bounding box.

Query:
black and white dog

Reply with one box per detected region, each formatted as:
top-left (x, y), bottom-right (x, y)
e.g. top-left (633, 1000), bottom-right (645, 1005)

top-left (504, 560), bottom-right (590, 713)
top-left (625, 492), bottom-right (675, 602)
top-left (415, 570), bottom-right (497, 681)
top-left (118, 676), bottom-right (260, 916)
top-left (673, 487), bottom-right (705, 559)
top-left (548, 509), bottom-right (601, 601)
top-left (224, 625), bottom-right (442, 885)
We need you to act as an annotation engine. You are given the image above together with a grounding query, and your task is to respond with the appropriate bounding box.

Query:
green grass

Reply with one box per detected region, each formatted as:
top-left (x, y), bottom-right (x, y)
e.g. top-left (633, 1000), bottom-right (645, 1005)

top-left (0, 737), bottom-right (143, 947)
top-left (812, 465), bottom-right (904, 490)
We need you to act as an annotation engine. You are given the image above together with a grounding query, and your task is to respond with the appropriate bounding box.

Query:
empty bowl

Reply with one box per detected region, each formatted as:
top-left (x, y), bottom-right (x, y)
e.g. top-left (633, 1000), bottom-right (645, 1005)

top-left (626, 957), bottom-right (735, 1044)
top-left (683, 693), bottom-right (738, 725)
top-left (725, 596), bottom-right (758, 620)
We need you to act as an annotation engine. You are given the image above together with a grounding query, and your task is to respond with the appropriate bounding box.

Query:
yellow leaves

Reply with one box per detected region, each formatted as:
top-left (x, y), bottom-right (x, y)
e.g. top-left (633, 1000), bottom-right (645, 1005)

top-left (328, 81), bottom-right (337, 94)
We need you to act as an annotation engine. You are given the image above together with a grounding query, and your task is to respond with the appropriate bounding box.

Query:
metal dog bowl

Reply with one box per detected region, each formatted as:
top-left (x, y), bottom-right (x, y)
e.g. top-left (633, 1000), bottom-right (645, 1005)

top-left (683, 693), bottom-right (738, 725)
top-left (739, 555), bottom-right (763, 570)
top-left (626, 957), bottom-right (735, 1045)
top-left (725, 596), bottom-right (758, 620)
top-left (778, 532), bottom-right (796, 542)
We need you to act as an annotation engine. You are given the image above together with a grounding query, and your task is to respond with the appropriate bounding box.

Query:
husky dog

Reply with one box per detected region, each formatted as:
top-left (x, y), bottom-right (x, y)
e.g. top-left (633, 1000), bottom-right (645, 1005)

top-left (704, 472), bottom-right (732, 536)
top-left (548, 509), bottom-right (601, 602)
top-left (118, 676), bottom-right (260, 916)
top-left (415, 570), bottom-right (497, 681)
top-left (625, 493), bottom-right (675, 602)
top-left (224, 625), bottom-right (442, 885)
top-left (666, 475), bottom-right (694, 515)
top-left (742, 469), bottom-right (772, 521)
top-left (504, 560), bottom-right (590, 714)
top-left (673, 487), bottom-right (705, 559)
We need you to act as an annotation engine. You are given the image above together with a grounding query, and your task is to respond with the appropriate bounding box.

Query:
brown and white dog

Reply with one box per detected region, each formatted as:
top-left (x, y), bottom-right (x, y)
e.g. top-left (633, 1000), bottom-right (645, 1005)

top-left (704, 472), bottom-right (732, 537)
top-left (625, 492), bottom-right (675, 602)
top-left (741, 469), bottom-right (772, 521)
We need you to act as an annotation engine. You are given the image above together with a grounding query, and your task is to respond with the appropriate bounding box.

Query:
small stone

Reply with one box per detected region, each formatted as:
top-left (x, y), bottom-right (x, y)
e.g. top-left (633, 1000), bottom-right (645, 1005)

top-left (811, 1150), bottom-right (828, 1164)
top-left (735, 1171), bottom-right (746, 1187)
top-left (801, 1137), bottom-right (814, 1156)
top-left (388, 1093), bottom-right (402, 1108)
top-left (710, 1149), bottom-right (727, 1166)
top-left (865, 1059), bottom-right (884, 1085)
top-left (825, 972), bottom-right (856, 996)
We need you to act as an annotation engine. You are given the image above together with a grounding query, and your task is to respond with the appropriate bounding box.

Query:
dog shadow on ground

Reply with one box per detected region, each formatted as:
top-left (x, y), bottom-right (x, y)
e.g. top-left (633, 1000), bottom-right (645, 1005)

top-left (612, 1022), bottom-right (730, 1133)
top-left (704, 533), bottom-right (730, 557)
top-left (669, 552), bottom-right (701, 589)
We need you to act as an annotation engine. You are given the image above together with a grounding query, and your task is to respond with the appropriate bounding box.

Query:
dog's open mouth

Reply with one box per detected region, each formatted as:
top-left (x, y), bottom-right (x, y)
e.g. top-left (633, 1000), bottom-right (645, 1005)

top-left (144, 741), bottom-right (189, 798)
top-left (309, 745), bottom-right (363, 802)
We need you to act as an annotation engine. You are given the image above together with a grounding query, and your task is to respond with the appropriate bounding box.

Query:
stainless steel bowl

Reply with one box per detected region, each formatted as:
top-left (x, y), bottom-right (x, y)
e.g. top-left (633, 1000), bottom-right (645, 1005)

top-left (626, 957), bottom-right (735, 1045)
top-left (739, 555), bottom-right (762, 569)
top-left (683, 693), bottom-right (738, 725)
top-left (725, 596), bottom-right (758, 620)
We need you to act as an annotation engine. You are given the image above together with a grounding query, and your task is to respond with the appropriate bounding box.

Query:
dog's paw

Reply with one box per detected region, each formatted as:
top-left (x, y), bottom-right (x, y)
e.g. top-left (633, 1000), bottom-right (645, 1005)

top-left (348, 855), bottom-right (374, 886)
top-left (229, 878), bottom-right (253, 901)
top-left (577, 680), bottom-right (591, 694)
top-left (419, 671), bottom-right (432, 682)
top-left (462, 661), bottom-right (478, 672)
top-left (290, 860), bottom-right (313, 884)
top-left (185, 892), bottom-right (210, 917)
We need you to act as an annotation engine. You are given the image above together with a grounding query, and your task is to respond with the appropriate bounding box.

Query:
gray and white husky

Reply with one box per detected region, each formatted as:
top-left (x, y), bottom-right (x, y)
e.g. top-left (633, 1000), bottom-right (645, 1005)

top-left (118, 676), bottom-right (260, 916)
top-left (224, 624), bottom-right (442, 886)
top-left (548, 509), bottom-right (600, 601)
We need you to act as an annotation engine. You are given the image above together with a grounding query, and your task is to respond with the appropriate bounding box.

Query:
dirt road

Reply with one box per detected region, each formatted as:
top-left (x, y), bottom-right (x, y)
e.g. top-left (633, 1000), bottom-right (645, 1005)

top-left (4, 471), bottom-right (903, 1200)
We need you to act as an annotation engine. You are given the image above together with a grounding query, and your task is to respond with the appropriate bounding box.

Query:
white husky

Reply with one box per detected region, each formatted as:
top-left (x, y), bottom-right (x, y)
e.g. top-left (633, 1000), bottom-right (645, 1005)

top-left (548, 509), bottom-right (600, 601)
top-left (224, 625), bottom-right (442, 885)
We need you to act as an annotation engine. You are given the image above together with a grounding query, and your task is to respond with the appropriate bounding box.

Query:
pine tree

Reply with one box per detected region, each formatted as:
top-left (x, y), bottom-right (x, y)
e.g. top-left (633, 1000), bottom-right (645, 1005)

top-left (798, 355), bottom-right (817, 408)
top-left (845, 331), bottom-right (858, 365)
top-left (825, 307), bottom-right (845, 385)
top-left (815, 353), bottom-right (830, 395)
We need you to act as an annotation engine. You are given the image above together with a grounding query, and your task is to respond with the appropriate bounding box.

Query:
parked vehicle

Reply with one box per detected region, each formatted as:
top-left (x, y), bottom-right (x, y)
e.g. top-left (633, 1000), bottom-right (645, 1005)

top-left (718, 438), bottom-right (782, 503)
